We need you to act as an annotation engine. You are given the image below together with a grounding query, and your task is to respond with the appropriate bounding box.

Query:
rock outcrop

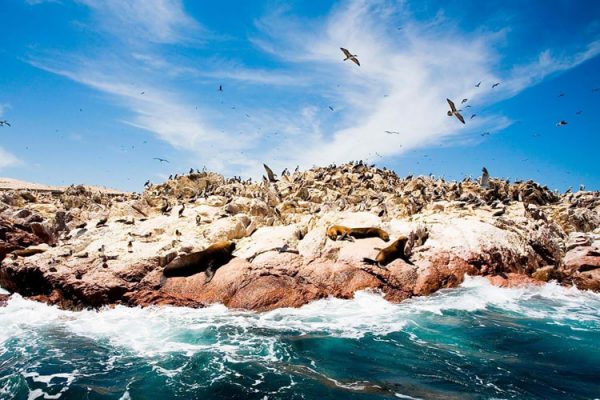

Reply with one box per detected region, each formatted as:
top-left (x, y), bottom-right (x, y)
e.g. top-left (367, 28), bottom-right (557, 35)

top-left (1, 163), bottom-right (599, 310)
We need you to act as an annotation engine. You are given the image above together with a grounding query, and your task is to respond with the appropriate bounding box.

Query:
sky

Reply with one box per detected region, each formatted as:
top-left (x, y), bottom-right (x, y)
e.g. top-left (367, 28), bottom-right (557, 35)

top-left (0, 0), bottom-right (599, 192)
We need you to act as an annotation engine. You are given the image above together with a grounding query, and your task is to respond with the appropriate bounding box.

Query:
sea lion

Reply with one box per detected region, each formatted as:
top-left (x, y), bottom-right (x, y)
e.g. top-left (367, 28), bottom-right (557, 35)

top-left (363, 236), bottom-right (411, 268)
top-left (326, 225), bottom-right (352, 241)
top-left (326, 225), bottom-right (390, 242)
top-left (347, 227), bottom-right (390, 242)
top-left (162, 241), bottom-right (236, 284)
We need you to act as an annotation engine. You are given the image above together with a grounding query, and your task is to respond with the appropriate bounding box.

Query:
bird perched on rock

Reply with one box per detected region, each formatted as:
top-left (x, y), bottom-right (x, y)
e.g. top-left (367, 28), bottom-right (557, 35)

top-left (96, 217), bottom-right (108, 228)
top-left (446, 99), bottom-right (465, 124)
top-left (481, 167), bottom-right (490, 188)
top-left (127, 241), bottom-right (133, 253)
top-left (178, 204), bottom-right (185, 218)
top-left (263, 164), bottom-right (278, 182)
top-left (340, 48), bottom-right (360, 66)
top-left (144, 180), bottom-right (150, 187)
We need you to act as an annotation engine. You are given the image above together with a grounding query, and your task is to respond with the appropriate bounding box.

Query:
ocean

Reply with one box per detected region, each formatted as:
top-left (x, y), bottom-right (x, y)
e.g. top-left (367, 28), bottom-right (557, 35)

top-left (1, 277), bottom-right (599, 400)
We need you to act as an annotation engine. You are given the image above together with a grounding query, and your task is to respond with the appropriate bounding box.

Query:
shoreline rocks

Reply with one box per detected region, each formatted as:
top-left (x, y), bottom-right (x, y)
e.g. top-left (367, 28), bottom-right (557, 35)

top-left (1, 163), bottom-right (599, 311)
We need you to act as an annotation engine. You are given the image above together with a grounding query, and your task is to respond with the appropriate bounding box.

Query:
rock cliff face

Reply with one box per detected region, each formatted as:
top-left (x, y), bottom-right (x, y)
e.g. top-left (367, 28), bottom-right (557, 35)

top-left (1, 163), bottom-right (599, 310)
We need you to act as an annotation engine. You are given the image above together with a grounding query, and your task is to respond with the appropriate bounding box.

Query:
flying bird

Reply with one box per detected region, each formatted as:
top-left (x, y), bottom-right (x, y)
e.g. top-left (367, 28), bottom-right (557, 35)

top-left (558, 93), bottom-right (565, 97)
top-left (140, 91), bottom-right (145, 95)
top-left (328, 106), bottom-right (334, 111)
top-left (263, 163), bottom-right (278, 182)
top-left (475, 81), bottom-right (481, 87)
top-left (153, 157), bottom-right (170, 163)
top-left (576, 111), bottom-right (583, 115)
top-left (385, 130), bottom-right (400, 134)
top-left (446, 99), bottom-right (465, 124)
top-left (461, 98), bottom-right (468, 104)
top-left (556, 120), bottom-right (568, 127)
top-left (481, 132), bottom-right (490, 136)
top-left (492, 82), bottom-right (500, 88)
top-left (593, 88), bottom-right (600, 92)
top-left (0, 120), bottom-right (11, 127)
top-left (470, 114), bottom-right (477, 119)
top-left (218, 85), bottom-right (223, 92)
top-left (340, 48), bottom-right (360, 66)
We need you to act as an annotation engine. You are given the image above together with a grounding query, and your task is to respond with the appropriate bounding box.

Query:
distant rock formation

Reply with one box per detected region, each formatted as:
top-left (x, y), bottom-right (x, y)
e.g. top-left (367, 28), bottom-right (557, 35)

top-left (1, 163), bottom-right (599, 310)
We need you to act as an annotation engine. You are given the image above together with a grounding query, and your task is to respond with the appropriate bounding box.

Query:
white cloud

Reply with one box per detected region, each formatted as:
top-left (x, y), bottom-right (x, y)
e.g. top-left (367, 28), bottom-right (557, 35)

top-left (76, 0), bottom-right (202, 44)
top-left (0, 148), bottom-right (22, 169)
top-left (26, 0), bottom-right (600, 179)
top-left (0, 103), bottom-right (9, 117)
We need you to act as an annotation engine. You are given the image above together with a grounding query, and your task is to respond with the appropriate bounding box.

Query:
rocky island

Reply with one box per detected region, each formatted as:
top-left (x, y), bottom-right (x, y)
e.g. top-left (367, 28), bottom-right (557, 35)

top-left (1, 163), bottom-right (599, 311)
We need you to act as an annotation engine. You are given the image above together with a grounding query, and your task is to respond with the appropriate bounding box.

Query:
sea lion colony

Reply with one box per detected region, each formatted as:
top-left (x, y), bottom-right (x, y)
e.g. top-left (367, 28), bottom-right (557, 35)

top-left (0, 163), bottom-right (599, 309)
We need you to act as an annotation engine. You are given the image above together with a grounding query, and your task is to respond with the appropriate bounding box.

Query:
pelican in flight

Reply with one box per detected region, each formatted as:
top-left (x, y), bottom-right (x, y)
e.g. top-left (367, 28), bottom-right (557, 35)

top-left (340, 48), bottom-right (360, 66)
top-left (446, 99), bottom-right (465, 124)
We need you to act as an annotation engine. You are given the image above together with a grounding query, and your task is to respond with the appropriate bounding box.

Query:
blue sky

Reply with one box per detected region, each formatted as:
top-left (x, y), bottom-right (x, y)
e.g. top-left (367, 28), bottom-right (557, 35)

top-left (0, 0), bottom-right (599, 191)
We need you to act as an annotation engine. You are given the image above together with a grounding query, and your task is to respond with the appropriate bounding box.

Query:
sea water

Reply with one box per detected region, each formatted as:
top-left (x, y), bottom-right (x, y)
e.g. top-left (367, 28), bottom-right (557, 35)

top-left (1, 276), bottom-right (599, 399)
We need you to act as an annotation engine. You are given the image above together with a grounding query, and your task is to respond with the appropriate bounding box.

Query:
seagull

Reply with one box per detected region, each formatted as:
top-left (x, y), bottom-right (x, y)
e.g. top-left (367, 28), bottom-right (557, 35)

top-left (340, 48), bottom-right (360, 66)
top-left (385, 130), bottom-right (400, 134)
top-left (328, 106), bottom-right (334, 111)
top-left (475, 81), bottom-right (481, 87)
top-left (470, 114), bottom-right (477, 119)
top-left (461, 98), bottom-right (468, 104)
top-left (556, 120), bottom-right (568, 127)
top-left (446, 99), bottom-right (465, 124)
top-left (263, 163), bottom-right (278, 182)
top-left (0, 120), bottom-right (11, 127)
top-left (481, 167), bottom-right (490, 188)
top-left (153, 157), bottom-right (170, 163)
top-left (492, 82), bottom-right (500, 88)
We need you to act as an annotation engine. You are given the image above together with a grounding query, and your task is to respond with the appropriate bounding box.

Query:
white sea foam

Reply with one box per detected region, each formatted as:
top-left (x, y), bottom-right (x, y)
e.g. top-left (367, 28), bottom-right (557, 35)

top-left (1, 277), bottom-right (599, 360)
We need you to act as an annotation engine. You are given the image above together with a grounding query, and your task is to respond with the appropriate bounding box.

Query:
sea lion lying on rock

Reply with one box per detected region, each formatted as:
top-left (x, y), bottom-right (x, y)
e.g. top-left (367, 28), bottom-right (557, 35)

top-left (162, 241), bottom-right (236, 284)
top-left (363, 236), bottom-right (411, 268)
top-left (327, 225), bottom-right (390, 242)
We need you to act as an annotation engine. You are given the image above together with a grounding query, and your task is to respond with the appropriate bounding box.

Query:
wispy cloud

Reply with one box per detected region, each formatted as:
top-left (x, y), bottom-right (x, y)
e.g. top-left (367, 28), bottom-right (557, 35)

top-left (76, 0), bottom-right (203, 44)
top-left (0, 147), bottom-right (22, 170)
top-left (25, 0), bottom-right (600, 179)
top-left (0, 103), bottom-right (10, 117)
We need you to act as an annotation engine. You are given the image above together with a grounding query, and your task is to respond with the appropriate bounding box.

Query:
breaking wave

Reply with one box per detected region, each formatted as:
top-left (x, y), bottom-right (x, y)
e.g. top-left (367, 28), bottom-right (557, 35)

top-left (1, 277), bottom-right (599, 399)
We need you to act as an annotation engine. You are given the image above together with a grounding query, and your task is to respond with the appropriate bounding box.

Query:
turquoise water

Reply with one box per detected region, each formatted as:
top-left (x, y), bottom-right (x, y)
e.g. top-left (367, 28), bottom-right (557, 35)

top-left (1, 277), bottom-right (599, 399)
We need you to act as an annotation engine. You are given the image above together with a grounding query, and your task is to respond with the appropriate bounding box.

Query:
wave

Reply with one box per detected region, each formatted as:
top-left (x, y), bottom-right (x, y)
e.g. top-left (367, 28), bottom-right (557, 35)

top-left (1, 276), bottom-right (599, 356)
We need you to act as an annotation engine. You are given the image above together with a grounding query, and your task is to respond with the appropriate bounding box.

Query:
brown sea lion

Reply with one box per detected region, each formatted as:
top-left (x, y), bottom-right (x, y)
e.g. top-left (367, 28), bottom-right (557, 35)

top-left (327, 225), bottom-right (352, 241)
top-left (348, 227), bottom-right (390, 242)
top-left (162, 241), bottom-right (236, 284)
top-left (363, 236), bottom-right (411, 268)
top-left (326, 225), bottom-right (390, 242)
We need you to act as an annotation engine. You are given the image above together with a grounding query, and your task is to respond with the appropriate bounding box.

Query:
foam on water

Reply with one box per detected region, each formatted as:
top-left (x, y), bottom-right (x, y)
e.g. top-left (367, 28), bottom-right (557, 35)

top-left (1, 276), bottom-right (599, 357)
top-left (2, 277), bottom-right (600, 399)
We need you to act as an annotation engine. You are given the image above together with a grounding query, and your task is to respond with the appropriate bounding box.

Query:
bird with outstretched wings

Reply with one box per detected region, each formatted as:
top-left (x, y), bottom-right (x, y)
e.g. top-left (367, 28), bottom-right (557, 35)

top-left (446, 99), bottom-right (465, 124)
top-left (340, 48), bottom-right (360, 66)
